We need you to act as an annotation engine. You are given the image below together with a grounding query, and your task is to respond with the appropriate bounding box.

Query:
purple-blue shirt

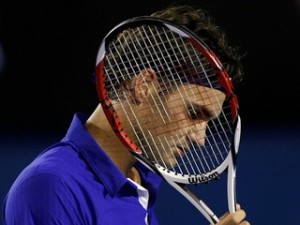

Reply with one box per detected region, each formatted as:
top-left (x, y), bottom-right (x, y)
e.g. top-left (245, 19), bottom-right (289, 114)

top-left (3, 113), bottom-right (162, 225)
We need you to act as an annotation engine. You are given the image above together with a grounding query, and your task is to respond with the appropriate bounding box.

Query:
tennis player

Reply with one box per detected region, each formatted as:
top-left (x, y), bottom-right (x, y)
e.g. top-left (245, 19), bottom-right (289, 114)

top-left (3, 5), bottom-right (249, 225)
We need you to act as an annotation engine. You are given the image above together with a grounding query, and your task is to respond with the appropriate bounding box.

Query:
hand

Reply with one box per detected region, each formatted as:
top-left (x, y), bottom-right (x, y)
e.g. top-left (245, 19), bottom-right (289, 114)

top-left (215, 205), bottom-right (250, 225)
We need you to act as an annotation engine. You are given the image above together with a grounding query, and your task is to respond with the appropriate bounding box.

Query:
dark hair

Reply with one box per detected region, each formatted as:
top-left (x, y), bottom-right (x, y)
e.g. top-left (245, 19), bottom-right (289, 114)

top-left (151, 5), bottom-right (244, 86)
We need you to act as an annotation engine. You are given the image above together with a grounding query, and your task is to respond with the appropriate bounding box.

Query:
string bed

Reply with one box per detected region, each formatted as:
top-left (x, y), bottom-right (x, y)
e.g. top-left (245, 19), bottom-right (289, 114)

top-left (104, 23), bottom-right (233, 176)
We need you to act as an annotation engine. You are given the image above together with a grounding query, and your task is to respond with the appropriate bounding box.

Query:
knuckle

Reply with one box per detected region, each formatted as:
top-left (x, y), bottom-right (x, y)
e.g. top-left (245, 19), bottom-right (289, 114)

top-left (231, 210), bottom-right (246, 224)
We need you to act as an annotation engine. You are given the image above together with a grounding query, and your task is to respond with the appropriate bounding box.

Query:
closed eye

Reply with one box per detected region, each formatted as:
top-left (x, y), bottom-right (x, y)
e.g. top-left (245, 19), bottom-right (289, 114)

top-left (187, 103), bottom-right (213, 121)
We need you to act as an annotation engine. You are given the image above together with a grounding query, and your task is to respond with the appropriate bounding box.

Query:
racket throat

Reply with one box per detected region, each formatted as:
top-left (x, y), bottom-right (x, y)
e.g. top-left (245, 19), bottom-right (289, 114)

top-left (174, 183), bottom-right (220, 224)
top-left (227, 163), bottom-right (237, 213)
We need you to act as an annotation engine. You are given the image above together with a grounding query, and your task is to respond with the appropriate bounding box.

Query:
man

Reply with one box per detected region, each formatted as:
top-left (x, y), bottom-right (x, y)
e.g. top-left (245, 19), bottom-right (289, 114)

top-left (3, 5), bottom-right (249, 225)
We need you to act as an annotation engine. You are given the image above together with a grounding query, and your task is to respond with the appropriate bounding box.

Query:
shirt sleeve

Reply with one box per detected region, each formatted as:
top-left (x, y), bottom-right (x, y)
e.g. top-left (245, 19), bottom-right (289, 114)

top-left (4, 173), bottom-right (82, 225)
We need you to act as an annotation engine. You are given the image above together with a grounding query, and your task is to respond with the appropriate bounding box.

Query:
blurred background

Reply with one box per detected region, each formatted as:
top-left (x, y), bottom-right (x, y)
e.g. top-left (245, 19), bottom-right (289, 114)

top-left (1, 0), bottom-right (300, 224)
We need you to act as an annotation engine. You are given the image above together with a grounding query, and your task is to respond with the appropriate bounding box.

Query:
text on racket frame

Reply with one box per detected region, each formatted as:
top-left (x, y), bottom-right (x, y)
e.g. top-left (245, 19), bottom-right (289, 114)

top-left (188, 171), bottom-right (219, 184)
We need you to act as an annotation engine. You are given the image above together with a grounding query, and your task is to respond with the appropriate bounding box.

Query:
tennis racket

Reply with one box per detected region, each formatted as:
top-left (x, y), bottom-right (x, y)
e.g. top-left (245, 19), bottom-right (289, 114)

top-left (95, 17), bottom-right (241, 224)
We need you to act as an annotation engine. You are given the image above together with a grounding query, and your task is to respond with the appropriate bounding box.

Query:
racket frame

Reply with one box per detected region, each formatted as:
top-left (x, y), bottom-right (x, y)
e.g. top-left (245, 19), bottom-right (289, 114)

top-left (95, 16), bottom-right (241, 225)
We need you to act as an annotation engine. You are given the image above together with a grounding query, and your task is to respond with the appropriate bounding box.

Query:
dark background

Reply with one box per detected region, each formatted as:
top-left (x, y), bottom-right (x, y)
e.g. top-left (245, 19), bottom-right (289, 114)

top-left (1, 0), bottom-right (300, 225)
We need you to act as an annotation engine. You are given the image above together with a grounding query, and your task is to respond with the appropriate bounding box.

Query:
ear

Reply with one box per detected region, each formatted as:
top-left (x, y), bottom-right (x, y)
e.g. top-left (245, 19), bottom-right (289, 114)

top-left (133, 68), bottom-right (159, 104)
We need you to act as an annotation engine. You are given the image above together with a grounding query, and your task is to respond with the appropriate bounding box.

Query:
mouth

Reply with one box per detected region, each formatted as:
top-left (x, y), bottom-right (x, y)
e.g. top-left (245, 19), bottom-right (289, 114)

top-left (175, 145), bottom-right (188, 156)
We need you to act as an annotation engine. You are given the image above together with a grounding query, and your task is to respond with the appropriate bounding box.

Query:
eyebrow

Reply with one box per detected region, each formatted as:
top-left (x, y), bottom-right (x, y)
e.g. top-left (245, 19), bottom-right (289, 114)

top-left (187, 102), bottom-right (214, 121)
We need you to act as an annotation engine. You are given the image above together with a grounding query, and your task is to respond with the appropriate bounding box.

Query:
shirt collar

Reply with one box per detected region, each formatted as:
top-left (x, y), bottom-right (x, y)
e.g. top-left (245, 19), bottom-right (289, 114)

top-left (61, 113), bottom-right (162, 197)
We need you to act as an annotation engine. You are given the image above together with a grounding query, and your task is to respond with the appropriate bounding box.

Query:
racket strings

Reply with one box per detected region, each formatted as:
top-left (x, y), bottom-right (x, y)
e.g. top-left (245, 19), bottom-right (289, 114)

top-left (159, 129), bottom-right (231, 174)
top-left (166, 31), bottom-right (231, 168)
top-left (104, 24), bottom-right (233, 175)
top-left (128, 26), bottom-right (225, 171)
top-left (106, 49), bottom-right (164, 162)
top-left (156, 27), bottom-right (232, 172)
top-left (106, 27), bottom-right (217, 87)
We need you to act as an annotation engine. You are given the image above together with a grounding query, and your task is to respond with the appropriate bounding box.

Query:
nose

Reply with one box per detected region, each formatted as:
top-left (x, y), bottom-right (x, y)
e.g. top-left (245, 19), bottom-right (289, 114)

top-left (187, 121), bottom-right (208, 146)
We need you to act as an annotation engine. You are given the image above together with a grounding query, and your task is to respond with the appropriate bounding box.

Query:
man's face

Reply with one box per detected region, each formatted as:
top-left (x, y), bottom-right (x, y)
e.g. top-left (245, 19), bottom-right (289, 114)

top-left (114, 71), bottom-right (225, 167)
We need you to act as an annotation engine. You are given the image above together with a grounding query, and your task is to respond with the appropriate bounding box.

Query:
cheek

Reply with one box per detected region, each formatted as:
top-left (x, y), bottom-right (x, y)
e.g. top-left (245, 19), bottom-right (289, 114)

top-left (147, 107), bottom-right (191, 136)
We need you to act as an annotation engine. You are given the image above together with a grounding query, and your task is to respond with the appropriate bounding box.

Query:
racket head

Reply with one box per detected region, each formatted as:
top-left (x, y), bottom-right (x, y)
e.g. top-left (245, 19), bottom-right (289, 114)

top-left (95, 16), bottom-right (239, 184)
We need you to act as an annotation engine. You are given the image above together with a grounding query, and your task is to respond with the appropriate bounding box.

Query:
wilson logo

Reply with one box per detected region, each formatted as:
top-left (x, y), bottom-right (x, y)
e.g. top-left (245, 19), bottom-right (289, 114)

top-left (188, 172), bottom-right (219, 184)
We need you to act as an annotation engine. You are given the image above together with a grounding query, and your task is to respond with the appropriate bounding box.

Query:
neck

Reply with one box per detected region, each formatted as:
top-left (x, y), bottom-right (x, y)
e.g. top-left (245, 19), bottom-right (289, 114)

top-left (85, 104), bottom-right (140, 183)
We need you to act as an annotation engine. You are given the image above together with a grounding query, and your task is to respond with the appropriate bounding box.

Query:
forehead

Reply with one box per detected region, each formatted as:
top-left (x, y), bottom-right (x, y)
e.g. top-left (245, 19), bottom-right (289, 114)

top-left (166, 83), bottom-right (225, 100)
top-left (165, 83), bottom-right (225, 113)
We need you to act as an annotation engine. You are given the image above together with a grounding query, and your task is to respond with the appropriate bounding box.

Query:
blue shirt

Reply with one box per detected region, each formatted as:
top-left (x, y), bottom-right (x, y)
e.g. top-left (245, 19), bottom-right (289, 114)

top-left (3, 113), bottom-right (162, 225)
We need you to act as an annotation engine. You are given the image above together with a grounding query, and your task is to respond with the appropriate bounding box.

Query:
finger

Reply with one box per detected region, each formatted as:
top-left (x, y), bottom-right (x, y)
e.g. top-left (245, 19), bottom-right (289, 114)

top-left (219, 203), bottom-right (241, 220)
top-left (221, 209), bottom-right (246, 225)
top-left (219, 211), bottom-right (230, 220)
top-left (231, 209), bottom-right (247, 224)
top-left (240, 221), bottom-right (250, 225)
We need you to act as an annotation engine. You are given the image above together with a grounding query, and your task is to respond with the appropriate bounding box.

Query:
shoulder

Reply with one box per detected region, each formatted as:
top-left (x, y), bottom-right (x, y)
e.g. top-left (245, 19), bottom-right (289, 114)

top-left (4, 143), bottom-right (105, 224)
top-left (4, 170), bottom-right (74, 224)
top-left (5, 144), bottom-right (80, 203)
top-left (6, 140), bottom-right (108, 194)
top-left (14, 143), bottom-right (81, 183)
top-left (5, 142), bottom-right (102, 204)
